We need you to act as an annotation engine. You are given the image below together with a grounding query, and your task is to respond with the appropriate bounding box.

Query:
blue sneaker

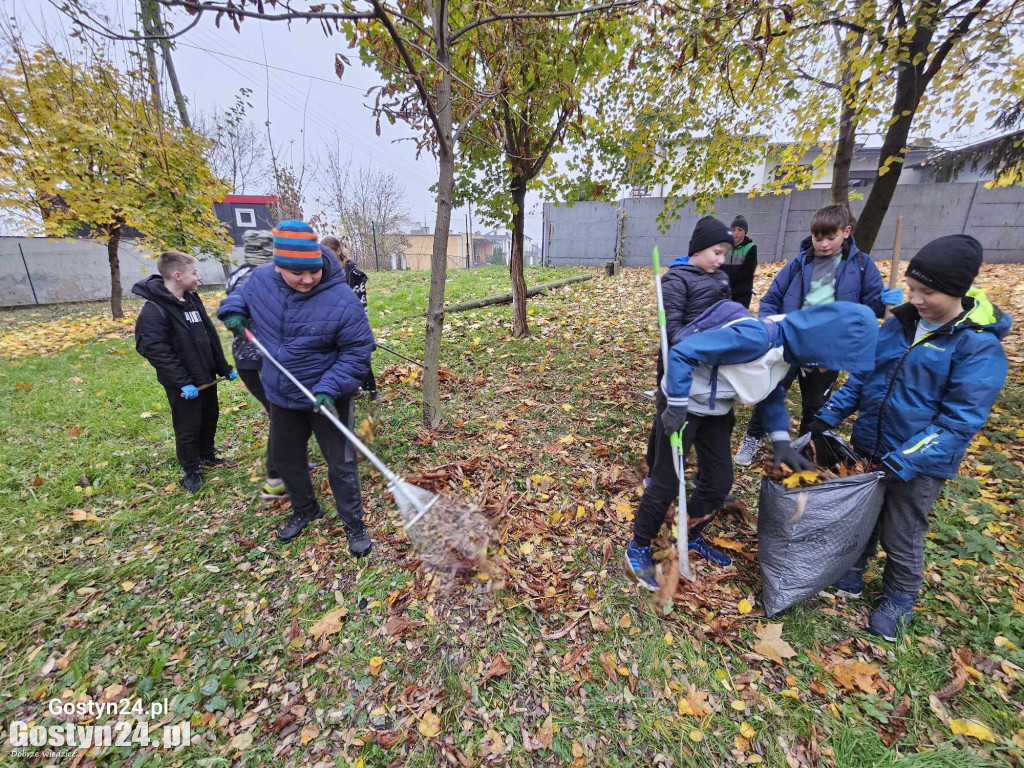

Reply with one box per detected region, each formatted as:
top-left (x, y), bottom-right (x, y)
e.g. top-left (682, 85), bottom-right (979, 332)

top-left (624, 541), bottom-right (659, 592)
top-left (868, 592), bottom-right (916, 642)
top-left (688, 536), bottom-right (732, 568)
top-left (832, 569), bottom-right (864, 598)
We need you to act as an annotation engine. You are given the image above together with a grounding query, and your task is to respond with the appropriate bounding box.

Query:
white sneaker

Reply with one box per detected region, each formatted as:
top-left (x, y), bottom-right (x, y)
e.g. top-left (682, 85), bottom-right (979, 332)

top-left (734, 435), bottom-right (762, 466)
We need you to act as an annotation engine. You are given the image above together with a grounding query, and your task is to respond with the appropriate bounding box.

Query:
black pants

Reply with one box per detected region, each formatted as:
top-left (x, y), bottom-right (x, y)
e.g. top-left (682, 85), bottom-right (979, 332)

top-left (238, 367), bottom-right (278, 479)
top-left (853, 471), bottom-right (946, 598)
top-left (746, 367), bottom-right (839, 439)
top-left (268, 403), bottom-right (364, 528)
top-left (633, 396), bottom-right (735, 547)
top-left (731, 290), bottom-right (753, 309)
top-left (362, 365), bottom-right (377, 394)
top-left (165, 385), bottom-right (219, 473)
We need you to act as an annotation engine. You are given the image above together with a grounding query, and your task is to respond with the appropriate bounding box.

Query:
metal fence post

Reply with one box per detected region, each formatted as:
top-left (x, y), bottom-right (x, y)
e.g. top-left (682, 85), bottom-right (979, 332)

top-left (17, 242), bottom-right (40, 304)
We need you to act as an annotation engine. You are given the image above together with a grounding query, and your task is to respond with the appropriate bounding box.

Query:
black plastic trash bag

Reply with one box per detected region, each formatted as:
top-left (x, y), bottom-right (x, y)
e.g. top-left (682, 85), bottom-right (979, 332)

top-left (758, 433), bottom-right (885, 617)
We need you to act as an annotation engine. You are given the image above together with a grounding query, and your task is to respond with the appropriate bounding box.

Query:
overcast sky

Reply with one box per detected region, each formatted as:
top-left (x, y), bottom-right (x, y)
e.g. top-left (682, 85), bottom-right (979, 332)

top-left (13, 0), bottom-right (543, 240)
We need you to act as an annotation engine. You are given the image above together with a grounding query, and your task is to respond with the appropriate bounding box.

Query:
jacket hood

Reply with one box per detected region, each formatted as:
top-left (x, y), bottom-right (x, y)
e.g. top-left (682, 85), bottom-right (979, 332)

top-left (669, 255), bottom-right (690, 268)
top-left (777, 301), bottom-right (879, 372)
top-left (131, 274), bottom-right (186, 305)
top-left (957, 288), bottom-right (1011, 339)
top-left (891, 287), bottom-right (1011, 341)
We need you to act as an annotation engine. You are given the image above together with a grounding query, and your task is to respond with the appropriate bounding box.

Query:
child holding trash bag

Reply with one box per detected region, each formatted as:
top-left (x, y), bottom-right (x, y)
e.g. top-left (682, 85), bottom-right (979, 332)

top-left (218, 220), bottom-right (376, 552)
top-left (625, 296), bottom-right (880, 591)
top-left (809, 235), bottom-right (1010, 641)
top-left (133, 251), bottom-right (237, 494)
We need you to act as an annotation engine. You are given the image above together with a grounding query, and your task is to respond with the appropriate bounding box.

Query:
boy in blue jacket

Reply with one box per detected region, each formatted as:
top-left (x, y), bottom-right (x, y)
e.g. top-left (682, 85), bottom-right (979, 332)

top-left (625, 299), bottom-right (880, 590)
top-left (218, 220), bottom-right (376, 552)
top-left (734, 205), bottom-right (903, 466)
top-left (808, 235), bottom-right (1009, 641)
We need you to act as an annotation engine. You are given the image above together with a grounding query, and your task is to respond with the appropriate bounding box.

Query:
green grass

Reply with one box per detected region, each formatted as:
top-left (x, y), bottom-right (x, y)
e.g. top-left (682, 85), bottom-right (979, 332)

top-left (1, 264), bottom-right (1022, 767)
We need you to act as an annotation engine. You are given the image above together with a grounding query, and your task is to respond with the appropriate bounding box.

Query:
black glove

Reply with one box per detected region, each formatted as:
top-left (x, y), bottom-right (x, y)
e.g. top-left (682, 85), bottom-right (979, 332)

top-left (772, 439), bottom-right (816, 473)
top-left (806, 418), bottom-right (830, 437)
top-left (661, 406), bottom-right (688, 436)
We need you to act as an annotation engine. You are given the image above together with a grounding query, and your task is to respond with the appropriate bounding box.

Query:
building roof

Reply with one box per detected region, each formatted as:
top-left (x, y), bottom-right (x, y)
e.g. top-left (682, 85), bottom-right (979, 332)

top-left (218, 194), bottom-right (279, 205)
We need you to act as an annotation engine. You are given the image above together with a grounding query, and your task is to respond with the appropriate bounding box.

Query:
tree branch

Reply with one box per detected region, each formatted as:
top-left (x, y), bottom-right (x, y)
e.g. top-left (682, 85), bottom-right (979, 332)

top-left (449, 0), bottom-right (642, 44)
top-left (923, 0), bottom-right (990, 83)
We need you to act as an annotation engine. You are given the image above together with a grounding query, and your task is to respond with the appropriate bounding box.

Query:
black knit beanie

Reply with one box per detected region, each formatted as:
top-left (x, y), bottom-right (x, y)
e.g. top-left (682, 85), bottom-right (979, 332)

top-left (904, 235), bottom-right (983, 298)
top-left (689, 216), bottom-right (733, 256)
top-left (731, 214), bottom-right (749, 232)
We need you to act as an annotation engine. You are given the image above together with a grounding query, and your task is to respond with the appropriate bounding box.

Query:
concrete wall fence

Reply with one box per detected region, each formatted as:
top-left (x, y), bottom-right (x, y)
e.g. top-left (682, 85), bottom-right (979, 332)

top-left (542, 182), bottom-right (1024, 267)
top-left (0, 237), bottom-right (246, 308)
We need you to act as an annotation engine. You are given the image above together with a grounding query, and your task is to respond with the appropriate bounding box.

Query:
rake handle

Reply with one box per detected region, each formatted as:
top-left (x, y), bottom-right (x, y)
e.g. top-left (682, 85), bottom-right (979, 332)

top-left (243, 328), bottom-right (395, 482)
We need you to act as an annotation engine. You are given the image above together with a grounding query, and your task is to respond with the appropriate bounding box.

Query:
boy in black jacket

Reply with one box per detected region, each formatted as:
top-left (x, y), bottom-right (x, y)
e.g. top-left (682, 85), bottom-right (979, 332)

top-left (134, 251), bottom-right (236, 493)
top-left (630, 216), bottom-right (735, 590)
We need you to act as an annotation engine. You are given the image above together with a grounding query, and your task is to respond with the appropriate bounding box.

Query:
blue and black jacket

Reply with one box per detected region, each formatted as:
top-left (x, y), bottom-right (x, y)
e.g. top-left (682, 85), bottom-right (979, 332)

top-left (817, 289), bottom-right (1010, 481)
top-left (758, 235), bottom-right (885, 318)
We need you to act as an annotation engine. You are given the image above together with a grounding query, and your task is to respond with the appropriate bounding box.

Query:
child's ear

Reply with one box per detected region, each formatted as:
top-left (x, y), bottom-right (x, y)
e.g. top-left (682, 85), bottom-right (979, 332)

top-left (843, 225), bottom-right (853, 238)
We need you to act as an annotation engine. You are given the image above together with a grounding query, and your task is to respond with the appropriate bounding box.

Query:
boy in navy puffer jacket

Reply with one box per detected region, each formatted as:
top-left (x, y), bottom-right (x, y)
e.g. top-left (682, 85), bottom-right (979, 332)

top-left (734, 204), bottom-right (903, 466)
top-left (809, 235), bottom-right (1009, 641)
top-left (218, 220), bottom-right (375, 553)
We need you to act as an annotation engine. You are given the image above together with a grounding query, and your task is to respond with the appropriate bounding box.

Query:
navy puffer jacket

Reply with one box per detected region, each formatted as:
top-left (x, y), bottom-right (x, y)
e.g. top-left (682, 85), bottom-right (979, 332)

top-left (217, 250), bottom-right (374, 410)
top-left (758, 235), bottom-right (885, 318)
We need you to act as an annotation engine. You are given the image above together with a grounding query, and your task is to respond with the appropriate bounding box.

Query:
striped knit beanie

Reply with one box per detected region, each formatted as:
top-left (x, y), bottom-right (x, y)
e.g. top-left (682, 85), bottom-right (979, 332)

top-left (273, 220), bottom-right (324, 271)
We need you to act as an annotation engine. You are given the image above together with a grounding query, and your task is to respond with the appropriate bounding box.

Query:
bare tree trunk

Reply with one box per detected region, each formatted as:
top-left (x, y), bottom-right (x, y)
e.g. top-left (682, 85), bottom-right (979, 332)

top-left (422, 67), bottom-right (454, 427)
top-left (147, 0), bottom-right (191, 128)
top-left (138, 0), bottom-right (163, 113)
top-left (107, 226), bottom-right (124, 319)
top-left (509, 174), bottom-right (529, 337)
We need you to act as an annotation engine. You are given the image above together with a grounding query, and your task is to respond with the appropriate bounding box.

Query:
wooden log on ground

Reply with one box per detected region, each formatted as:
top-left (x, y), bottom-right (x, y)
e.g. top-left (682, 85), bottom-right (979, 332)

top-left (395, 274), bottom-right (594, 321)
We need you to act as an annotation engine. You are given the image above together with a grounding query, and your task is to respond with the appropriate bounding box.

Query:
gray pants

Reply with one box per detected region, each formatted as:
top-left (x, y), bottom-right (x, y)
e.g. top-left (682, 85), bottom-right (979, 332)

top-left (854, 471), bottom-right (946, 597)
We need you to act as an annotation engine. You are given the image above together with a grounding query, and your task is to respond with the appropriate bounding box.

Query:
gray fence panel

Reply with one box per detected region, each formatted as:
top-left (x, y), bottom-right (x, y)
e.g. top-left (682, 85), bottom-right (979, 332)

top-left (542, 182), bottom-right (1024, 267)
top-left (0, 237), bottom-right (240, 308)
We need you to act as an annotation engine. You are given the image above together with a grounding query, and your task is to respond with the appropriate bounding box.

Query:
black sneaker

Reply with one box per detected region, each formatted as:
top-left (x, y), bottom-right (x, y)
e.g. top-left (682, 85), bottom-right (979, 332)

top-left (182, 471), bottom-right (203, 493)
top-left (346, 524), bottom-right (372, 557)
top-left (200, 456), bottom-right (237, 468)
top-left (277, 502), bottom-right (324, 543)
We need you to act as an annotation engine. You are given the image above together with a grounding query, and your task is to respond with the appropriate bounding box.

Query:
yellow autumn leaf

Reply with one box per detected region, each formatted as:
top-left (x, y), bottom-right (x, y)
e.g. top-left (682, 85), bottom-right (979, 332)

top-left (310, 608), bottom-right (347, 638)
top-left (369, 656), bottom-right (384, 676)
top-left (738, 598), bottom-right (752, 615)
top-left (948, 718), bottom-right (996, 743)
top-left (418, 710), bottom-right (441, 739)
top-left (120, 581), bottom-right (135, 592)
top-left (782, 470), bottom-right (819, 489)
top-left (300, 723), bottom-right (319, 745)
top-left (740, 722), bottom-right (755, 738)
top-left (561, 403), bottom-right (572, 412)
top-left (994, 635), bottom-right (1018, 651)
top-left (730, 700), bottom-right (745, 711)
top-left (618, 615), bottom-right (632, 629)
top-left (689, 730), bottom-right (703, 742)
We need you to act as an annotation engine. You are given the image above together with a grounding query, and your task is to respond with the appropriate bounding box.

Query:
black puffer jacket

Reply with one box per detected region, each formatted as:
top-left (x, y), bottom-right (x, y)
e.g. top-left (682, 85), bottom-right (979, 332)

top-left (661, 258), bottom-right (731, 343)
top-left (133, 275), bottom-right (231, 390)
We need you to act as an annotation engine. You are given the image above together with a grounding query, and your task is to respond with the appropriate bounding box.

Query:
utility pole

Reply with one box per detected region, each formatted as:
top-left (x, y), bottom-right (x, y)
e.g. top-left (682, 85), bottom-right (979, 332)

top-left (465, 212), bottom-right (471, 269)
top-left (371, 221), bottom-right (381, 272)
top-left (468, 201), bottom-right (474, 267)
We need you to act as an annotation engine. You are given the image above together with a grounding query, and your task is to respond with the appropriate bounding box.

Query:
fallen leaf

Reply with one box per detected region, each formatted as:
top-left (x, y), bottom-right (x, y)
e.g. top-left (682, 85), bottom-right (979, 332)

top-left (829, 660), bottom-right (881, 694)
top-left (418, 711), bottom-right (441, 739)
top-left (618, 615), bottom-right (632, 629)
top-left (70, 509), bottom-right (100, 522)
top-left (782, 470), bottom-right (819, 489)
top-left (120, 581), bottom-right (135, 592)
top-left (738, 598), bottom-right (753, 615)
top-left (228, 731), bottom-right (253, 751)
top-left (598, 651), bottom-right (618, 681)
top-left (995, 635), bottom-right (1018, 651)
top-left (948, 718), bottom-right (996, 743)
top-left (310, 608), bottom-right (348, 638)
top-left (752, 622), bottom-right (797, 664)
top-left (740, 722), bottom-right (755, 738)
top-left (483, 652), bottom-right (511, 682)
top-left (300, 723), bottom-right (319, 745)
top-left (369, 656), bottom-right (384, 677)
top-left (689, 730), bottom-right (703, 742)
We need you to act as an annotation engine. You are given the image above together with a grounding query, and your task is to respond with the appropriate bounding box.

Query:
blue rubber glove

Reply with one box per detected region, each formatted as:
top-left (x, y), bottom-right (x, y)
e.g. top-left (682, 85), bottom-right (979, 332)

top-left (227, 368), bottom-right (238, 381)
top-left (181, 384), bottom-right (199, 400)
top-left (880, 287), bottom-right (904, 305)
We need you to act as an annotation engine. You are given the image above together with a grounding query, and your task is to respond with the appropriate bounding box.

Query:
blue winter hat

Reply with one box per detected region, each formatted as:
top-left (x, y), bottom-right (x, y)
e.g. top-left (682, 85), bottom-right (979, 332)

top-left (778, 302), bottom-right (878, 373)
top-left (273, 219), bottom-right (324, 271)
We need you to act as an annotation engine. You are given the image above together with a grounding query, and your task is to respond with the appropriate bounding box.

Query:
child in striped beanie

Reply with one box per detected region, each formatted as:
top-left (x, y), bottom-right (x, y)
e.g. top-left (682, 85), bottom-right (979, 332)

top-left (273, 219), bottom-right (325, 274)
